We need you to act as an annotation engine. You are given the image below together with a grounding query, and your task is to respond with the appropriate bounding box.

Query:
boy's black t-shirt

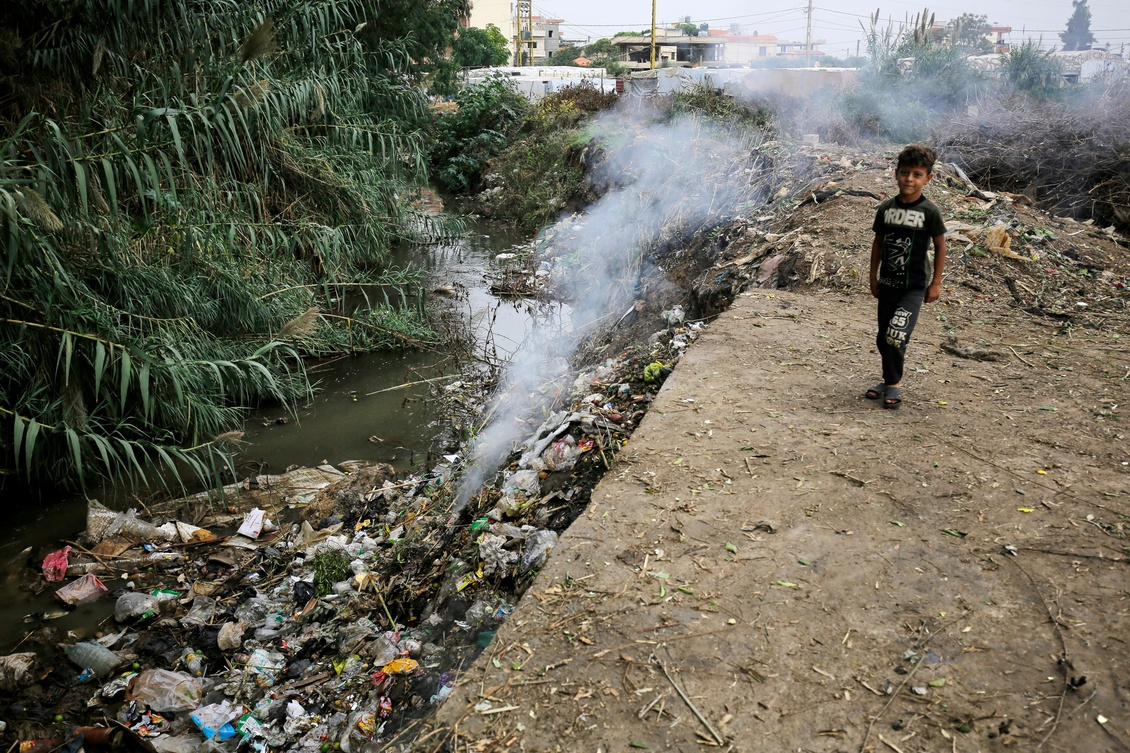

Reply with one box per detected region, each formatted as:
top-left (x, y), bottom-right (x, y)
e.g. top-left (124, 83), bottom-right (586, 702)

top-left (872, 195), bottom-right (946, 290)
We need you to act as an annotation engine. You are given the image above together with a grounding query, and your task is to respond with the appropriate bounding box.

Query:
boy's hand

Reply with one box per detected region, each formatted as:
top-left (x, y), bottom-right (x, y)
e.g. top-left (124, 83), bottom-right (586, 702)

top-left (869, 277), bottom-right (879, 298)
top-left (925, 281), bottom-right (942, 303)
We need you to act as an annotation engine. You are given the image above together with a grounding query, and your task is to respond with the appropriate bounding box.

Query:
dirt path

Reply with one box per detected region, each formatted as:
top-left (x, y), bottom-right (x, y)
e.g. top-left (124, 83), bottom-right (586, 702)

top-left (414, 276), bottom-right (1129, 751)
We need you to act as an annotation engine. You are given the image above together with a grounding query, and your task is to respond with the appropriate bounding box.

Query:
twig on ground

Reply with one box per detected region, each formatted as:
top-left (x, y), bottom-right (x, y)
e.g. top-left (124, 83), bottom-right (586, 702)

top-left (657, 658), bottom-right (726, 746)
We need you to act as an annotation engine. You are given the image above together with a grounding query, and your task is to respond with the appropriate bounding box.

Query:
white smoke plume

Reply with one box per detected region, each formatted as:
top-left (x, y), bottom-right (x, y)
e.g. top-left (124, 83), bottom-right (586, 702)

top-left (453, 99), bottom-right (772, 512)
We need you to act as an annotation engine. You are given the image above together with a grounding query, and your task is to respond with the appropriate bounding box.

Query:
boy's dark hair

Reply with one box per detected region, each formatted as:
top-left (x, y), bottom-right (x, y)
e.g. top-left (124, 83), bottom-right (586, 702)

top-left (896, 144), bottom-right (937, 173)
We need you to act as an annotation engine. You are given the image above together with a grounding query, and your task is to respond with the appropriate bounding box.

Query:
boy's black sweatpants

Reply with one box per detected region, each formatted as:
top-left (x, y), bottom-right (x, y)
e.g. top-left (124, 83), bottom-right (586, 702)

top-left (876, 287), bottom-right (925, 386)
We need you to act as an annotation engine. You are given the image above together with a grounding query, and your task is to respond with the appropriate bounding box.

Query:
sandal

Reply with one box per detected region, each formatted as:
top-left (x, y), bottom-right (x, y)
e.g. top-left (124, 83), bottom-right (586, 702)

top-left (865, 383), bottom-right (886, 400)
top-left (883, 386), bottom-right (902, 410)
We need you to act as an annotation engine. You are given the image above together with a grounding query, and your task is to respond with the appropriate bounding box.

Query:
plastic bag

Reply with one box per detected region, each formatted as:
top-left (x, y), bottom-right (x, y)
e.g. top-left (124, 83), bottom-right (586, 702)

top-left (520, 530), bottom-right (559, 572)
top-left (237, 508), bottom-right (266, 539)
top-left (114, 591), bottom-right (159, 622)
top-left (479, 534), bottom-right (518, 575)
top-left (125, 669), bottom-right (202, 711)
top-left (245, 648), bottom-right (285, 686)
top-left (542, 435), bottom-right (581, 471)
top-left (181, 595), bottom-right (216, 625)
top-left (56, 573), bottom-right (109, 605)
top-left (42, 546), bottom-right (72, 582)
top-left (0, 652), bottom-right (39, 692)
top-left (986, 223), bottom-right (1024, 260)
top-left (502, 469), bottom-right (539, 498)
top-left (217, 622), bottom-right (244, 651)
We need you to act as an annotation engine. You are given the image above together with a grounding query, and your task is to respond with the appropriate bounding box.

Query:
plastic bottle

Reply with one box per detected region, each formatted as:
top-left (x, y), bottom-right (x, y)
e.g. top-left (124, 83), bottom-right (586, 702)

top-left (179, 647), bottom-right (203, 676)
top-left (64, 642), bottom-right (121, 677)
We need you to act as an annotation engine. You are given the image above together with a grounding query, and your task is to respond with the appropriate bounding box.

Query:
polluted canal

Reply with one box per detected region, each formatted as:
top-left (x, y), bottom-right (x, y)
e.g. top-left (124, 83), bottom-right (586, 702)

top-left (0, 105), bottom-right (781, 752)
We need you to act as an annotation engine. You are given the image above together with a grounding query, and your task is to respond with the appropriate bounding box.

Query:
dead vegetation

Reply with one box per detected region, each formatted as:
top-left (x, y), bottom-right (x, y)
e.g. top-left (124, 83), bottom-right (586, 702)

top-left (939, 84), bottom-right (1130, 234)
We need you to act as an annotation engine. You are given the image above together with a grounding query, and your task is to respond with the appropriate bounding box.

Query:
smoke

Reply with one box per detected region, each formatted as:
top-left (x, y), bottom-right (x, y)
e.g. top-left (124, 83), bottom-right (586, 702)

top-left (453, 100), bottom-right (773, 512)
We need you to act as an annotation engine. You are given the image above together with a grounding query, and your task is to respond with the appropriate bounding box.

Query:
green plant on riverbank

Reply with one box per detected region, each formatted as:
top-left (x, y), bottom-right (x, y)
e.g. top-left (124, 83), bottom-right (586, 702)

top-left (0, 0), bottom-right (465, 493)
top-left (429, 75), bottom-right (532, 193)
top-left (453, 81), bottom-right (619, 230)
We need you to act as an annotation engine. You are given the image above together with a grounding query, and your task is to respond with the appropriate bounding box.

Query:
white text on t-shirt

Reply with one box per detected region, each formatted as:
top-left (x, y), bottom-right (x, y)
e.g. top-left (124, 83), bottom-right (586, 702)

top-left (883, 207), bottom-right (925, 229)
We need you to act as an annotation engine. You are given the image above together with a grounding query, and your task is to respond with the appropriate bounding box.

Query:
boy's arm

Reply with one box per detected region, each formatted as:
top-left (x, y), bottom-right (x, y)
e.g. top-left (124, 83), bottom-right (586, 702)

top-left (925, 234), bottom-right (946, 303)
top-left (869, 233), bottom-right (883, 298)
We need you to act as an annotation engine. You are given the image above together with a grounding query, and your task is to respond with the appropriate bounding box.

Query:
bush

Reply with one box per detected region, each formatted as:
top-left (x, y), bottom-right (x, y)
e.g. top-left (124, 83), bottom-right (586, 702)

top-left (671, 84), bottom-right (775, 132)
top-left (429, 76), bottom-right (531, 193)
top-left (477, 129), bottom-right (587, 231)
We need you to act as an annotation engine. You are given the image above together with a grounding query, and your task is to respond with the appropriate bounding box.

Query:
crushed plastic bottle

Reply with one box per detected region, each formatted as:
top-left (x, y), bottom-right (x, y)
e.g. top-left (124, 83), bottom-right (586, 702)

top-left (64, 642), bottom-right (121, 677)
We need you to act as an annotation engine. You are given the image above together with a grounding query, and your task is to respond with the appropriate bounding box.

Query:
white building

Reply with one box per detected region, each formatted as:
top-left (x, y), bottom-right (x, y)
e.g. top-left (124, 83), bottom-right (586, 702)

top-left (467, 1), bottom-right (562, 64)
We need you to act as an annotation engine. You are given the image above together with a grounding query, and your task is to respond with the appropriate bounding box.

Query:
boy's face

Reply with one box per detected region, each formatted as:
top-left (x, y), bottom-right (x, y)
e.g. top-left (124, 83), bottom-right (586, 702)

top-left (895, 165), bottom-right (932, 202)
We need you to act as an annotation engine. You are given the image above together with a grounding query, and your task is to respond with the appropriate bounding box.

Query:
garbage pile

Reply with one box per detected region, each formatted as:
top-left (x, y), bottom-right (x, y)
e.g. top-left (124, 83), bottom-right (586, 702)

top-left (0, 324), bottom-right (700, 752)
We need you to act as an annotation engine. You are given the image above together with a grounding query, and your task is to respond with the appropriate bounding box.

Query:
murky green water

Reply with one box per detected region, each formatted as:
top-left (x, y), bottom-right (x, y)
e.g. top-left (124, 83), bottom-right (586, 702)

top-left (0, 215), bottom-right (537, 650)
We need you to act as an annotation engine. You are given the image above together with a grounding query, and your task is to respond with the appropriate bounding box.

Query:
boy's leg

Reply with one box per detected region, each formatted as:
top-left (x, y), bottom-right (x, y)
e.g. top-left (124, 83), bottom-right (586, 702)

top-left (876, 289), bottom-right (925, 387)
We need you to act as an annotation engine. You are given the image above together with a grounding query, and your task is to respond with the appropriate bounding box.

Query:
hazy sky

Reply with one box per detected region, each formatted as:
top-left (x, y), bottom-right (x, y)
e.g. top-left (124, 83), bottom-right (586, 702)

top-left (529, 1), bottom-right (1130, 54)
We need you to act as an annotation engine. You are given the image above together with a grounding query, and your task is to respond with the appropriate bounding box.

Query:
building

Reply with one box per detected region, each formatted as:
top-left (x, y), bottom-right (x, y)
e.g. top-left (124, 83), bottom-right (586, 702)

top-left (989, 26), bottom-right (1012, 54)
top-left (467, 0), bottom-right (512, 37)
top-left (612, 26), bottom-right (825, 69)
top-left (610, 28), bottom-right (728, 69)
top-left (467, 1), bottom-right (562, 64)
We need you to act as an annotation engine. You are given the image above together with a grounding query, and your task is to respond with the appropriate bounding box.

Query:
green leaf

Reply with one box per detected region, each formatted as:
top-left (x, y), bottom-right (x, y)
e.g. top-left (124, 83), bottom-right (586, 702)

top-left (93, 341), bottom-right (107, 396)
top-left (724, 542), bottom-right (738, 553)
top-left (12, 413), bottom-right (26, 468)
top-left (100, 158), bottom-right (118, 217)
top-left (676, 586), bottom-right (694, 594)
top-left (74, 162), bottom-right (89, 216)
top-left (139, 360), bottom-right (151, 419)
top-left (64, 427), bottom-right (83, 480)
top-left (797, 559), bottom-right (812, 567)
top-left (119, 349), bottom-right (133, 411)
top-left (774, 580), bottom-right (797, 588)
top-left (24, 419), bottom-right (41, 477)
top-left (942, 528), bottom-right (968, 538)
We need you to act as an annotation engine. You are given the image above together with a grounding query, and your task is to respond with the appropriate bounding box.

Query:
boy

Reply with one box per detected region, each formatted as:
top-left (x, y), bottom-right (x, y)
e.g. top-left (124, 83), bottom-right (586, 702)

top-left (866, 144), bottom-right (947, 410)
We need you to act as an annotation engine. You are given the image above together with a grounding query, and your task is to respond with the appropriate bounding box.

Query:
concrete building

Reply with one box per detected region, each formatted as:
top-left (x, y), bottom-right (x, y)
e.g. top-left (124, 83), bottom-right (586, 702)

top-left (612, 26), bottom-right (825, 69)
top-left (467, 1), bottom-right (562, 64)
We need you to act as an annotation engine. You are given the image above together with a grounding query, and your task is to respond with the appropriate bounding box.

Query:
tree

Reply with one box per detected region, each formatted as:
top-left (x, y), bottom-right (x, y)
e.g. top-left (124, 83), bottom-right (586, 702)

top-left (1061, 0), bottom-right (1095, 51)
top-left (676, 22), bottom-right (699, 37)
top-left (946, 13), bottom-right (992, 53)
top-left (0, 0), bottom-right (466, 492)
top-left (547, 45), bottom-right (584, 66)
top-left (453, 24), bottom-right (510, 68)
top-left (1003, 40), bottom-right (1063, 95)
top-left (585, 38), bottom-right (619, 58)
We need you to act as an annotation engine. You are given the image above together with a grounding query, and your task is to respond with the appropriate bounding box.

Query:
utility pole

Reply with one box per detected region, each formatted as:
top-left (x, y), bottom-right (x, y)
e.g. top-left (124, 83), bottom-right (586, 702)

top-left (527, 2), bottom-right (534, 66)
top-left (805, 0), bottom-right (814, 68)
top-left (651, 0), bottom-right (657, 69)
top-left (516, 0), bottom-right (533, 65)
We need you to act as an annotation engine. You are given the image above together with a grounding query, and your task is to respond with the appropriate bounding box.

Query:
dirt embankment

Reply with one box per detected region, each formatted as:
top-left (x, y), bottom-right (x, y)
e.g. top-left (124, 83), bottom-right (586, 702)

top-left (412, 144), bottom-right (1130, 752)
